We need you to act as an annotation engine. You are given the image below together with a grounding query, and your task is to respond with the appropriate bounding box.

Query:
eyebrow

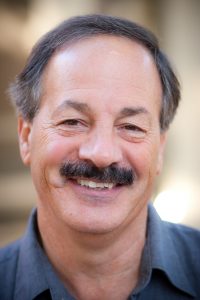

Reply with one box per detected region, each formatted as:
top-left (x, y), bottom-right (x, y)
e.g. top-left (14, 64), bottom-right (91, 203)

top-left (53, 99), bottom-right (150, 119)
top-left (118, 107), bottom-right (150, 118)
top-left (52, 99), bottom-right (91, 117)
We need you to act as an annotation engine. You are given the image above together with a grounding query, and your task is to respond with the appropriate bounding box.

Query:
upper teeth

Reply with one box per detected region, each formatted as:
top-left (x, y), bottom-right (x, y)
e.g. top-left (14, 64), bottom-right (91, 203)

top-left (77, 179), bottom-right (114, 189)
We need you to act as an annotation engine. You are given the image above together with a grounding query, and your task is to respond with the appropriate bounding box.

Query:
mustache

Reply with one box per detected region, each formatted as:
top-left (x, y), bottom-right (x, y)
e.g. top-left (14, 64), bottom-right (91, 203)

top-left (59, 161), bottom-right (135, 186)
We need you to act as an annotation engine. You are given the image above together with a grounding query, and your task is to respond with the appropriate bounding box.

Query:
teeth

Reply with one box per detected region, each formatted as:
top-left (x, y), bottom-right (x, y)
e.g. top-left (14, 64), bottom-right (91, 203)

top-left (77, 179), bottom-right (114, 189)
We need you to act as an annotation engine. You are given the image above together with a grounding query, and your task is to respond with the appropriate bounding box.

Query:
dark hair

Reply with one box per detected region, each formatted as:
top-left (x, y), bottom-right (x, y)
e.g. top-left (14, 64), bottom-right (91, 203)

top-left (9, 14), bottom-right (180, 131)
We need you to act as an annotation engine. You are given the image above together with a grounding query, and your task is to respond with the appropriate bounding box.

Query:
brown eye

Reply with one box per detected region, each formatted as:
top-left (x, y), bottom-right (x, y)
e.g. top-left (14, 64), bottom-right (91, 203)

top-left (57, 118), bottom-right (88, 135)
top-left (63, 119), bottom-right (81, 126)
top-left (118, 123), bottom-right (147, 142)
top-left (124, 124), bottom-right (143, 132)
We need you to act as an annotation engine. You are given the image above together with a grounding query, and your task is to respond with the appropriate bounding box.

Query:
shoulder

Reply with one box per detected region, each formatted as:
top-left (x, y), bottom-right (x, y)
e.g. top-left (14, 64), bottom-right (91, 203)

top-left (0, 239), bottom-right (21, 299)
top-left (164, 221), bottom-right (200, 248)
top-left (154, 219), bottom-right (200, 296)
top-left (164, 221), bottom-right (200, 277)
top-left (149, 204), bottom-right (200, 257)
top-left (0, 239), bottom-right (21, 266)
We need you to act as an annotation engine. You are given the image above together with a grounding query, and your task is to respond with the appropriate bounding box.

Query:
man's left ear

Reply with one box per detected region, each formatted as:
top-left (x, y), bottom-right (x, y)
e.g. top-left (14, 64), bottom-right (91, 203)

top-left (157, 132), bottom-right (168, 175)
top-left (18, 116), bottom-right (32, 166)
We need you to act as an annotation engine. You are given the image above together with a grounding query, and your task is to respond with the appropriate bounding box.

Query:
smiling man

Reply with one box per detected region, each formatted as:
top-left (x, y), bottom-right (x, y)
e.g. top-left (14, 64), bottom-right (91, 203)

top-left (1, 14), bottom-right (200, 300)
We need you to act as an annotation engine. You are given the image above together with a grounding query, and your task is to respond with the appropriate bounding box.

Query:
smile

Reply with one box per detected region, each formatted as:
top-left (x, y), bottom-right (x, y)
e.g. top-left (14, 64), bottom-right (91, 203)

top-left (76, 179), bottom-right (115, 189)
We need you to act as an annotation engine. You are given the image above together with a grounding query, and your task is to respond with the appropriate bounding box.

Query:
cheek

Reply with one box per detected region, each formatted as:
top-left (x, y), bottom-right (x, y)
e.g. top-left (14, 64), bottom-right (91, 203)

top-left (44, 136), bottom-right (80, 166)
top-left (31, 137), bottom-right (80, 190)
top-left (125, 142), bottom-right (160, 177)
top-left (47, 140), bottom-right (69, 164)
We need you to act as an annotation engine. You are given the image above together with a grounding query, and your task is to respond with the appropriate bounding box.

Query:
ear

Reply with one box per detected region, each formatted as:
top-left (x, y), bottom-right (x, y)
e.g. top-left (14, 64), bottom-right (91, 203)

top-left (156, 132), bottom-right (168, 175)
top-left (18, 116), bottom-right (32, 166)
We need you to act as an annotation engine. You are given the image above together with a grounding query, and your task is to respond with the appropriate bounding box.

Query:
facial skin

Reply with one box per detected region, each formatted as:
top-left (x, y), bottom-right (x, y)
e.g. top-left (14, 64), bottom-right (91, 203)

top-left (18, 35), bottom-right (166, 236)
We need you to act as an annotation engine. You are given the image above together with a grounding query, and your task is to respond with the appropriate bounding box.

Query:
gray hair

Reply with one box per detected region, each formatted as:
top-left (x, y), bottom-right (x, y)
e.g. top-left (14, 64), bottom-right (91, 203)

top-left (9, 14), bottom-right (180, 131)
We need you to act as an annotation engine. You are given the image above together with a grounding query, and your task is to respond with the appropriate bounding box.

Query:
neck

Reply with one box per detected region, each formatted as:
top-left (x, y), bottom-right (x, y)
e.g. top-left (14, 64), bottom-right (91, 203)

top-left (38, 206), bottom-right (148, 300)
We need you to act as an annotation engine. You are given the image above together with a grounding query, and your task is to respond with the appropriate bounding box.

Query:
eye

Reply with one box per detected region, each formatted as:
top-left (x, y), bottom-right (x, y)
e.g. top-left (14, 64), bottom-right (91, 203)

top-left (123, 124), bottom-right (143, 132)
top-left (57, 118), bottom-right (88, 134)
top-left (62, 119), bottom-right (82, 126)
top-left (118, 123), bottom-right (147, 141)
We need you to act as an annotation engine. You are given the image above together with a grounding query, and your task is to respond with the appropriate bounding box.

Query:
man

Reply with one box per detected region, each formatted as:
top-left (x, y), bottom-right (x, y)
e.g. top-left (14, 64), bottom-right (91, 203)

top-left (0, 14), bottom-right (200, 300)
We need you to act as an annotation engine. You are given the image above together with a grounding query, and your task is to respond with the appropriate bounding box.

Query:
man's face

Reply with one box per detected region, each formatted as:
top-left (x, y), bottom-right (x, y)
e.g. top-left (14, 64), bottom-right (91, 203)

top-left (19, 36), bottom-right (166, 234)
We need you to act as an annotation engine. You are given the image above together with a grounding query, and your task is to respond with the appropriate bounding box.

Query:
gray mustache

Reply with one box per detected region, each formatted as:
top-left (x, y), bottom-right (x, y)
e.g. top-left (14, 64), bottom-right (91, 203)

top-left (60, 161), bottom-right (135, 186)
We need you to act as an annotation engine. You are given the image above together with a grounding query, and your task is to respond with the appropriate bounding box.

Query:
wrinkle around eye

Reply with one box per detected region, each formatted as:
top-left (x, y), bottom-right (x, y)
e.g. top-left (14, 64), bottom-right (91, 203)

top-left (55, 119), bottom-right (89, 136)
top-left (117, 124), bottom-right (148, 143)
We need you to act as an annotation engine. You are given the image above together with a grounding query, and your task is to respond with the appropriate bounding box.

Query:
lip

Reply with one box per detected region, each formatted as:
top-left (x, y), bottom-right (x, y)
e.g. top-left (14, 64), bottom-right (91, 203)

top-left (66, 178), bottom-right (126, 204)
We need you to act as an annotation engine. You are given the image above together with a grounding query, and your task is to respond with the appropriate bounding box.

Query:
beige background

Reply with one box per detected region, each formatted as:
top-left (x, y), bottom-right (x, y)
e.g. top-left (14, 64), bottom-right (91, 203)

top-left (0, 0), bottom-right (200, 247)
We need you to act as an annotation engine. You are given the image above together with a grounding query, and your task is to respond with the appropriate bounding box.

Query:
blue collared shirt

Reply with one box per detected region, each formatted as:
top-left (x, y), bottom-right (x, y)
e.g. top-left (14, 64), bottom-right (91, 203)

top-left (0, 204), bottom-right (200, 299)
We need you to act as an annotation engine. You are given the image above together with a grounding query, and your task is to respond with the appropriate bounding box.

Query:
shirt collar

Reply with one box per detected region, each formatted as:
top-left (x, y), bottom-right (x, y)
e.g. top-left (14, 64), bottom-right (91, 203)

top-left (14, 209), bottom-right (73, 300)
top-left (147, 203), bottom-right (196, 297)
top-left (14, 209), bottom-right (49, 299)
top-left (14, 205), bottom-right (196, 299)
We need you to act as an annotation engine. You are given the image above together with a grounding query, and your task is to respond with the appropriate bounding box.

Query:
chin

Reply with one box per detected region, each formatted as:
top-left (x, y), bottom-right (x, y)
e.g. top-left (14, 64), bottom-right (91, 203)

top-left (60, 209), bottom-right (126, 235)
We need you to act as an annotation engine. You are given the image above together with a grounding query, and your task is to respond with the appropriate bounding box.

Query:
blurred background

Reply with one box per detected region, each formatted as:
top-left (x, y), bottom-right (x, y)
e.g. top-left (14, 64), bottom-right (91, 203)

top-left (0, 0), bottom-right (200, 246)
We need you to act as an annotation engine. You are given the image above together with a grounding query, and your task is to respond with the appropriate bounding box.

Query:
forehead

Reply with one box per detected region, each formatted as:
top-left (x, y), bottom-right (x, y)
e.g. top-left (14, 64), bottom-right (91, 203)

top-left (40, 35), bottom-right (162, 115)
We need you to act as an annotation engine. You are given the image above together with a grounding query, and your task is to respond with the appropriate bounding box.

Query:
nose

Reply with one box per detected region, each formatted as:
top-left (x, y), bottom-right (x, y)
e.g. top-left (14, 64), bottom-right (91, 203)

top-left (78, 128), bottom-right (123, 168)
